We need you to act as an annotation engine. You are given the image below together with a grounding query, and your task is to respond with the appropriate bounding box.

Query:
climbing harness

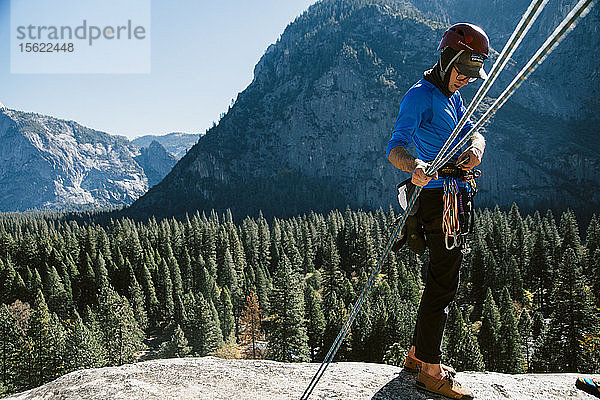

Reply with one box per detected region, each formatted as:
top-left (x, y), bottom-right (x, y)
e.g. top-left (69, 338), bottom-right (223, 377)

top-left (438, 160), bottom-right (480, 253)
top-left (395, 163), bottom-right (480, 254)
top-left (300, 0), bottom-right (596, 398)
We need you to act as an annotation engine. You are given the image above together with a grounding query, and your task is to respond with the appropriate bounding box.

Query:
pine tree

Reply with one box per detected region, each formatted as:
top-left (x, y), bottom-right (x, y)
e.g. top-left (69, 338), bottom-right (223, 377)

top-left (229, 227), bottom-right (247, 296)
top-left (469, 232), bottom-right (492, 320)
top-left (96, 286), bottom-right (145, 365)
top-left (590, 249), bottom-right (600, 305)
top-left (257, 212), bottom-right (271, 273)
top-left (518, 309), bottom-right (532, 371)
top-left (559, 210), bottom-right (582, 256)
top-left (41, 265), bottom-right (70, 318)
top-left (529, 228), bottom-right (552, 312)
top-left (92, 253), bottom-right (109, 289)
top-left (138, 257), bottom-right (159, 324)
top-left (543, 247), bottom-right (599, 372)
top-left (269, 254), bottom-right (309, 362)
top-left (385, 261), bottom-right (418, 352)
top-left (395, 260), bottom-right (421, 306)
top-left (498, 288), bottom-right (525, 373)
top-left (508, 204), bottom-right (530, 279)
top-left (64, 311), bottom-right (106, 370)
top-left (584, 215), bottom-right (600, 299)
top-left (355, 217), bottom-right (376, 277)
top-left (219, 248), bottom-right (241, 319)
top-left (156, 258), bottom-right (174, 321)
top-left (195, 294), bottom-right (224, 356)
top-left (180, 248), bottom-right (193, 294)
top-left (321, 236), bottom-right (343, 303)
top-left (531, 311), bottom-right (545, 341)
top-left (160, 325), bottom-right (191, 358)
top-left (506, 256), bottom-right (524, 304)
top-left (47, 313), bottom-right (68, 381)
top-left (0, 260), bottom-right (19, 306)
top-left (444, 303), bottom-right (485, 372)
top-left (56, 260), bottom-right (73, 308)
top-left (173, 293), bottom-right (187, 328)
top-left (255, 265), bottom-right (271, 315)
top-left (168, 251), bottom-right (184, 304)
top-left (219, 288), bottom-right (235, 343)
top-left (304, 285), bottom-right (325, 361)
top-left (351, 272), bottom-right (373, 362)
top-left (531, 318), bottom-right (551, 372)
top-left (239, 291), bottom-right (265, 359)
top-left (12, 271), bottom-right (29, 307)
top-left (31, 268), bottom-right (43, 297)
top-left (306, 269), bottom-right (322, 292)
top-left (478, 288), bottom-right (501, 371)
top-left (367, 282), bottom-right (393, 363)
top-left (126, 265), bottom-right (148, 330)
top-left (27, 290), bottom-right (55, 387)
top-left (543, 210), bottom-right (562, 274)
top-left (320, 291), bottom-right (353, 361)
top-left (0, 305), bottom-right (18, 390)
top-left (75, 254), bottom-right (96, 310)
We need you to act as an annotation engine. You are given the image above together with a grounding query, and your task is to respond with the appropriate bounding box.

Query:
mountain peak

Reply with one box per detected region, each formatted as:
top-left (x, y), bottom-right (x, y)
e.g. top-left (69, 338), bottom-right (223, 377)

top-left (134, 140), bottom-right (177, 188)
top-left (132, 132), bottom-right (200, 159)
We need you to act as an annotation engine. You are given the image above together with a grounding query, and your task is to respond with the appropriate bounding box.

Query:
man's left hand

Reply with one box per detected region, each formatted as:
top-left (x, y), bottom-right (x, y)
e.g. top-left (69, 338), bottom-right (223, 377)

top-left (457, 148), bottom-right (482, 171)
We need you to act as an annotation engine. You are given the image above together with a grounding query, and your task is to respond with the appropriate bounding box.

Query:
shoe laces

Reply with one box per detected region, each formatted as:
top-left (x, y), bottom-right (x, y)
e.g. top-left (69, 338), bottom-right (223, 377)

top-left (442, 371), bottom-right (461, 388)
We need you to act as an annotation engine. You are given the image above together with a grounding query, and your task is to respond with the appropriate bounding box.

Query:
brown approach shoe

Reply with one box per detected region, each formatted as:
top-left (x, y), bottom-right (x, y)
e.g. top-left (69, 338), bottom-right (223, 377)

top-left (416, 370), bottom-right (473, 400)
top-left (403, 354), bottom-right (457, 377)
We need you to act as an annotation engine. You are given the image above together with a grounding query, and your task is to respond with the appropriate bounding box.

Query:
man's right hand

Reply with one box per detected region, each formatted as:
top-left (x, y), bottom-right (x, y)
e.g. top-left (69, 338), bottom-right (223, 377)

top-left (412, 159), bottom-right (438, 187)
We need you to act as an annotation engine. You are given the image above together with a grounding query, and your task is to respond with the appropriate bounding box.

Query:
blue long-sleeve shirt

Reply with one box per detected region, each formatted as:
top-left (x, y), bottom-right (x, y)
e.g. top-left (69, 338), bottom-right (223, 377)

top-left (386, 79), bottom-right (474, 189)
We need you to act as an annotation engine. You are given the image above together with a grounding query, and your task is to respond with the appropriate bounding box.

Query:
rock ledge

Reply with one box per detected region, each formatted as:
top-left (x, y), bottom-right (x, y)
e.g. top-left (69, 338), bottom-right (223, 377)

top-left (5, 357), bottom-right (591, 400)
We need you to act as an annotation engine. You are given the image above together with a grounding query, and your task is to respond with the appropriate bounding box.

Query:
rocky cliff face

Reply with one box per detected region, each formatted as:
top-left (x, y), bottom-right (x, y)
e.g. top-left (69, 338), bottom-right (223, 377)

top-left (0, 109), bottom-right (178, 211)
top-left (127, 0), bottom-right (600, 220)
top-left (3, 357), bottom-right (592, 400)
top-left (0, 109), bottom-right (147, 211)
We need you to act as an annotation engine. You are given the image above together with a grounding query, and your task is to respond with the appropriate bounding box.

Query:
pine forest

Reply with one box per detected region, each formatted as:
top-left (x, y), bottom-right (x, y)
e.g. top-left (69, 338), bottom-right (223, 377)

top-left (0, 204), bottom-right (598, 396)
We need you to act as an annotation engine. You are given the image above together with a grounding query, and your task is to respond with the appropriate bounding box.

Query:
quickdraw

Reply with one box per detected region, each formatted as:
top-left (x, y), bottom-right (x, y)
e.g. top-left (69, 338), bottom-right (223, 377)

top-left (443, 178), bottom-right (461, 250)
top-left (441, 170), bottom-right (480, 254)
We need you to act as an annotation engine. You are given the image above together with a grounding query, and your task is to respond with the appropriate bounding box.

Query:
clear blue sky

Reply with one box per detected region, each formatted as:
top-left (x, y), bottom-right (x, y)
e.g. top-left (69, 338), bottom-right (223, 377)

top-left (0, 0), bottom-right (317, 139)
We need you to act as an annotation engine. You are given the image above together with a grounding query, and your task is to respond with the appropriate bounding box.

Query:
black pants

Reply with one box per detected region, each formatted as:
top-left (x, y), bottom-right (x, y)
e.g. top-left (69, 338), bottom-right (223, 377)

top-left (412, 188), bottom-right (463, 364)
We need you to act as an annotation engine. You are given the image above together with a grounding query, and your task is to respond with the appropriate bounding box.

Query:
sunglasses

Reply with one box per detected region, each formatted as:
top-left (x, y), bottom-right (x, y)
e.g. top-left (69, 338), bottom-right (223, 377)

top-left (454, 66), bottom-right (479, 83)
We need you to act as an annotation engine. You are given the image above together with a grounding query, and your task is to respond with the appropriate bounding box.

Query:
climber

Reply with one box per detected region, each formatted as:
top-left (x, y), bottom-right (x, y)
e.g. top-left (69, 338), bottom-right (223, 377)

top-left (386, 23), bottom-right (489, 400)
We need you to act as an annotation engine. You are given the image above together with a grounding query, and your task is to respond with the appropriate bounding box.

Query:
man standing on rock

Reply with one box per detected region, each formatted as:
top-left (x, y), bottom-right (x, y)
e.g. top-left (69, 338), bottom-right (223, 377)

top-left (386, 23), bottom-right (489, 400)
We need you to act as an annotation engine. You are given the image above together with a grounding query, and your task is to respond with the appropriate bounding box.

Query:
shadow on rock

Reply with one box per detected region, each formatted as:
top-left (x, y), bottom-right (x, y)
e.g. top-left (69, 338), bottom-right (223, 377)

top-left (372, 369), bottom-right (448, 400)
